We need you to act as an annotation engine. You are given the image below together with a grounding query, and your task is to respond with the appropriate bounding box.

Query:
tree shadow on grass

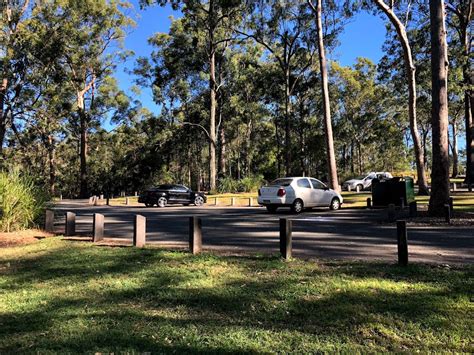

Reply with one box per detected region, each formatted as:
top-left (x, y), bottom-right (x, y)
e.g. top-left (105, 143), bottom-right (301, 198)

top-left (0, 243), bottom-right (472, 352)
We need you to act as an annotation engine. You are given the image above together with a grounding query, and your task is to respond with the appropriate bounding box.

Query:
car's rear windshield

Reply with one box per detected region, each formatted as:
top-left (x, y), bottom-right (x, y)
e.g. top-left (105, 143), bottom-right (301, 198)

top-left (269, 178), bottom-right (293, 187)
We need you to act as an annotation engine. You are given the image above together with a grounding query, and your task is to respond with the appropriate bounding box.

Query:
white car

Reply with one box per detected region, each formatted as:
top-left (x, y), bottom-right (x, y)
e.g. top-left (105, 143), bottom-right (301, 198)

top-left (257, 177), bottom-right (343, 213)
top-left (343, 172), bottom-right (392, 191)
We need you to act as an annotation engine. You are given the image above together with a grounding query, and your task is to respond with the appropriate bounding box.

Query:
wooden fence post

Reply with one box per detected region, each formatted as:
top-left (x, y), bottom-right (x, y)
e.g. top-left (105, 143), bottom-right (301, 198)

top-left (366, 198), bottom-right (372, 209)
top-left (93, 213), bottom-right (104, 242)
top-left (134, 215), bottom-right (146, 247)
top-left (444, 204), bottom-right (451, 224)
top-left (45, 210), bottom-right (54, 233)
top-left (65, 212), bottom-right (76, 236)
top-left (189, 216), bottom-right (202, 254)
top-left (409, 201), bottom-right (417, 217)
top-left (280, 218), bottom-right (292, 259)
top-left (396, 220), bottom-right (408, 266)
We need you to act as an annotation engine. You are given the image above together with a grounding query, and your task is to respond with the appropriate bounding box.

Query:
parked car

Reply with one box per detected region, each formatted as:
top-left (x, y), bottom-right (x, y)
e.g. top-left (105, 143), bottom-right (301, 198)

top-left (342, 172), bottom-right (392, 191)
top-left (138, 184), bottom-right (206, 207)
top-left (257, 177), bottom-right (343, 213)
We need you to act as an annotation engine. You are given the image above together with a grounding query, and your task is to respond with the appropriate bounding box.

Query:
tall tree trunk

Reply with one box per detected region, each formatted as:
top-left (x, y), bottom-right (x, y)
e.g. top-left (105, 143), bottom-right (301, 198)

top-left (447, 0), bottom-right (473, 189)
top-left (451, 121), bottom-right (459, 178)
top-left (428, 0), bottom-right (450, 216)
top-left (350, 141), bottom-right (355, 174)
top-left (0, 80), bottom-right (8, 161)
top-left (77, 92), bottom-right (88, 198)
top-left (218, 120), bottom-right (226, 177)
top-left (373, 0), bottom-right (429, 195)
top-left (462, 25), bottom-right (473, 188)
top-left (311, 0), bottom-right (340, 191)
top-left (284, 68), bottom-right (292, 176)
top-left (79, 109), bottom-right (88, 198)
top-left (209, 50), bottom-right (217, 191)
top-left (208, 1), bottom-right (217, 192)
top-left (48, 134), bottom-right (56, 196)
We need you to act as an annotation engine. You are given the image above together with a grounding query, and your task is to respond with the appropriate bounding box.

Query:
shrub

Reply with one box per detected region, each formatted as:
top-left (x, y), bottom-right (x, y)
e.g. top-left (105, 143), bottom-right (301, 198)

top-left (0, 170), bottom-right (49, 232)
top-left (217, 175), bottom-right (265, 193)
top-left (217, 177), bottom-right (239, 194)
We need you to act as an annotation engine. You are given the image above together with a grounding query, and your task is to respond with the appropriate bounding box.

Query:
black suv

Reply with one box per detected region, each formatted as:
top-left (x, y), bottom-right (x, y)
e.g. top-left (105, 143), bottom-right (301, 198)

top-left (138, 184), bottom-right (207, 207)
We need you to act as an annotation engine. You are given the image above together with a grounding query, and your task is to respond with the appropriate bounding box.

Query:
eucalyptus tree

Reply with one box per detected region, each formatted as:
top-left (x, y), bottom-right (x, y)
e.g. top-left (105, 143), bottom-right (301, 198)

top-left (371, 0), bottom-right (429, 195)
top-left (0, 0), bottom-right (39, 160)
top-left (445, 0), bottom-right (473, 187)
top-left (428, 0), bottom-right (450, 216)
top-left (40, 0), bottom-right (134, 197)
top-left (140, 0), bottom-right (244, 191)
top-left (236, 0), bottom-right (317, 176)
top-left (332, 58), bottom-right (407, 175)
top-left (307, 0), bottom-right (354, 190)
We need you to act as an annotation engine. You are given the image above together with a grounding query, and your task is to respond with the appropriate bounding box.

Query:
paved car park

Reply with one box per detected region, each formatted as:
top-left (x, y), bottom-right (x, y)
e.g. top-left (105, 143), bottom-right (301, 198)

top-left (52, 200), bottom-right (474, 264)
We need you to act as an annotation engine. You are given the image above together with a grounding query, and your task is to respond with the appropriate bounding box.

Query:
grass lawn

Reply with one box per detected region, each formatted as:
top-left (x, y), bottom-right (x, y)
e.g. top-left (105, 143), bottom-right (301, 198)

top-left (1, 238), bottom-right (472, 352)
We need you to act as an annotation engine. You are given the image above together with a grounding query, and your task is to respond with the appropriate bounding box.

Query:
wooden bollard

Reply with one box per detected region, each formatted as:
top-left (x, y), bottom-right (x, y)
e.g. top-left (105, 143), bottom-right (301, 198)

top-left (356, 185), bottom-right (360, 193)
top-left (248, 197), bottom-right (253, 207)
top-left (280, 218), bottom-right (292, 259)
top-left (448, 197), bottom-right (454, 213)
top-left (231, 197), bottom-right (236, 206)
top-left (213, 198), bottom-right (218, 206)
top-left (133, 215), bottom-right (146, 247)
top-left (400, 198), bottom-right (405, 209)
top-left (93, 196), bottom-right (98, 206)
top-left (366, 198), bottom-right (372, 209)
top-left (59, 194), bottom-right (62, 201)
top-left (93, 213), bottom-right (104, 242)
top-left (444, 204), bottom-right (451, 224)
top-left (100, 194), bottom-right (104, 200)
top-left (125, 197), bottom-right (130, 205)
top-left (45, 210), bottom-right (55, 233)
top-left (452, 182), bottom-right (457, 192)
top-left (348, 185), bottom-right (352, 192)
top-left (189, 217), bottom-right (202, 254)
top-left (396, 220), bottom-right (408, 266)
top-left (134, 191), bottom-right (138, 197)
top-left (65, 212), bottom-right (76, 236)
top-left (106, 197), bottom-right (110, 206)
top-left (409, 201), bottom-right (417, 217)
top-left (88, 196), bottom-right (93, 205)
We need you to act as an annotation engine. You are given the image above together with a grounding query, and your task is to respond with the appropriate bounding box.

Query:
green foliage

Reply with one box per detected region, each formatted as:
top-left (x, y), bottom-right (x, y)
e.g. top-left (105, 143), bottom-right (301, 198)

top-left (217, 175), bottom-right (264, 193)
top-left (0, 170), bottom-right (49, 233)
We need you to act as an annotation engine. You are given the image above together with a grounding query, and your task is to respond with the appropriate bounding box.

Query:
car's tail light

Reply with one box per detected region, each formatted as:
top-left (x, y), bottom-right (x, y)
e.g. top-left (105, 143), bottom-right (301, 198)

top-left (258, 189), bottom-right (261, 196)
top-left (277, 188), bottom-right (286, 197)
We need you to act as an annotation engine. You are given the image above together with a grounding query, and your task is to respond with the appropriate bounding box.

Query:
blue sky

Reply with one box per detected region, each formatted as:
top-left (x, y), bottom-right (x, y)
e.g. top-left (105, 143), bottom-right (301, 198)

top-left (115, 1), bottom-right (387, 118)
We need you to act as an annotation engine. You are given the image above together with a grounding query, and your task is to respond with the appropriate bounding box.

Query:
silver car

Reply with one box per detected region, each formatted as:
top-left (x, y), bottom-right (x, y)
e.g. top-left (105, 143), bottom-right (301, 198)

top-left (343, 172), bottom-right (392, 191)
top-left (257, 177), bottom-right (343, 213)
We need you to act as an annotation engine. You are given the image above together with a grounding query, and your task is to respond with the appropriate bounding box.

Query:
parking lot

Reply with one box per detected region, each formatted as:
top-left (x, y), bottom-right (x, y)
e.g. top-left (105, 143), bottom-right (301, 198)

top-left (53, 200), bottom-right (474, 264)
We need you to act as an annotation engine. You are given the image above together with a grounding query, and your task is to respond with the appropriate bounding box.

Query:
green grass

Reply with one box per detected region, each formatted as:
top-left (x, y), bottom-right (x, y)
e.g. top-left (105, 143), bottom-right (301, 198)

top-left (0, 239), bottom-right (472, 352)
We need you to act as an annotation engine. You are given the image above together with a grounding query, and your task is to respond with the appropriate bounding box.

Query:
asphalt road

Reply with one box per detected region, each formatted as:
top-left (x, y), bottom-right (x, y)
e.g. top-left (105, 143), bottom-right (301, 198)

top-left (52, 200), bottom-right (474, 264)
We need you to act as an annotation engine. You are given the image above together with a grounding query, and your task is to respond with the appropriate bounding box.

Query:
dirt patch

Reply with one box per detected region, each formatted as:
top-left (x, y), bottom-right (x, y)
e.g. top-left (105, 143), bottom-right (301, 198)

top-left (408, 210), bottom-right (474, 226)
top-left (0, 229), bottom-right (54, 248)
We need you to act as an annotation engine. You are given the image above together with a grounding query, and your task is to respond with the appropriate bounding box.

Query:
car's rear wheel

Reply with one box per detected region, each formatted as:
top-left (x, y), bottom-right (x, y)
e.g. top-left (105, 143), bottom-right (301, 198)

top-left (157, 197), bottom-right (167, 208)
top-left (291, 199), bottom-right (304, 214)
top-left (330, 197), bottom-right (341, 210)
top-left (194, 196), bottom-right (204, 206)
top-left (266, 205), bottom-right (278, 213)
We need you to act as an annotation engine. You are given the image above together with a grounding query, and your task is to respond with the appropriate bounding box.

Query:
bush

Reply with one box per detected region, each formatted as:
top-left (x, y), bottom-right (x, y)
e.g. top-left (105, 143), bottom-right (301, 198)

top-left (217, 175), bottom-right (265, 193)
top-left (0, 170), bottom-right (49, 232)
